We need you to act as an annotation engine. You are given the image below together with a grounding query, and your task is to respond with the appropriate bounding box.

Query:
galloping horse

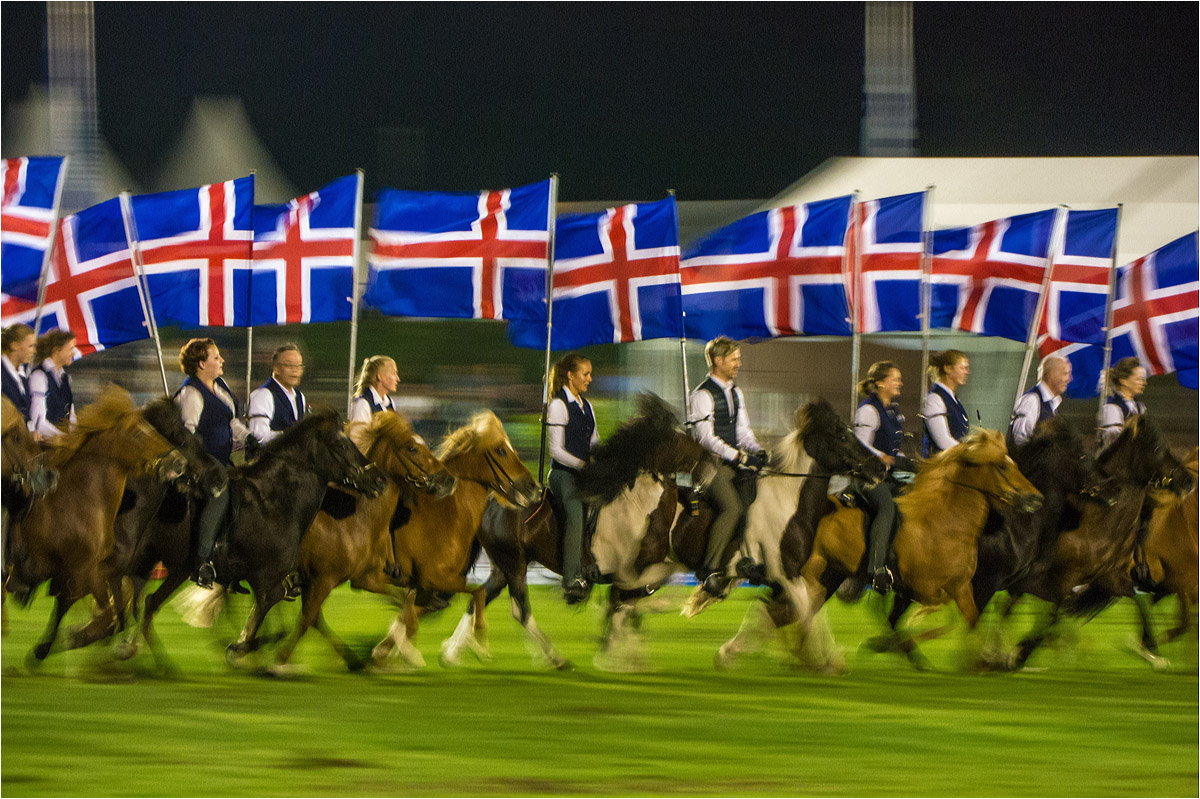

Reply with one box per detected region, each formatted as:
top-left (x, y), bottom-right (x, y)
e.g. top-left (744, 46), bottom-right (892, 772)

top-left (7, 386), bottom-right (189, 665)
top-left (1005, 415), bottom-right (1190, 670)
top-left (442, 393), bottom-right (713, 669)
top-left (273, 412), bottom-right (455, 670)
top-left (2, 395), bottom-right (57, 634)
top-left (794, 429), bottom-right (1042, 669)
top-left (372, 411), bottom-right (539, 670)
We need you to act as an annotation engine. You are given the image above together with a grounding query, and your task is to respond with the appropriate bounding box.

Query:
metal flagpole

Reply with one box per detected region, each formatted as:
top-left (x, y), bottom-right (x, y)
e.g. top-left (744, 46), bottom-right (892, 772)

top-left (668, 190), bottom-right (692, 418)
top-left (346, 168), bottom-right (366, 417)
top-left (537, 174), bottom-right (559, 485)
top-left (31, 156), bottom-right (70, 335)
top-left (244, 170), bottom-right (256, 407)
top-left (849, 192), bottom-right (863, 419)
top-left (1015, 206), bottom-right (1068, 408)
top-left (918, 185), bottom-right (935, 417)
top-left (1096, 204), bottom-right (1124, 414)
top-left (118, 191), bottom-right (170, 396)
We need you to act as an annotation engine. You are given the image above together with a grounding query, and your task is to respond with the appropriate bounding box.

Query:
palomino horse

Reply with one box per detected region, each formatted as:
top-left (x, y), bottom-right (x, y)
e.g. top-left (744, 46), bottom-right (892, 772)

top-left (273, 412), bottom-right (455, 670)
top-left (442, 393), bottom-right (714, 669)
top-left (372, 410), bottom-right (539, 670)
top-left (1005, 415), bottom-right (1190, 670)
top-left (793, 429), bottom-right (1042, 670)
top-left (7, 386), bottom-right (189, 665)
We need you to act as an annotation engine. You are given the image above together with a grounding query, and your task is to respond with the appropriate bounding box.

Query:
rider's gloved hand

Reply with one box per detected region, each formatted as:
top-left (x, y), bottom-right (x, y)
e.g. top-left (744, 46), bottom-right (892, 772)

top-left (736, 449), bottom-right (765, 472)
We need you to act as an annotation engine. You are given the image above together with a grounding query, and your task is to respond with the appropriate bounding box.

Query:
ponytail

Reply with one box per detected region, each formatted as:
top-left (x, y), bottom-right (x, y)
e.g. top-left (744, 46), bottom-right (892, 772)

top-left (858, 360), bottom-right (899, 397)
top-left (927, 349), bottom-right (968, 384)
top-left (550, 352), bottom-right (590, 397)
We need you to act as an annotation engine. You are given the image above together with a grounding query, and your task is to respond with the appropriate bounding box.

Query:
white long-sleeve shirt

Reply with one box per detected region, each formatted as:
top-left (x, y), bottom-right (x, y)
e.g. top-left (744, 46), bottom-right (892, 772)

top-left (247, 377), bottom-right (303, 443)
top-left (1097, 395), bottom-right (1145, 447)
top-left (176, 381), bottom-right (250, 446)
top-left (688, 374), bottom-right (762, 463)
top-left (348, 387), bottom-right (394, 423)
top-left (546, 389), bottom-right (600, 470)
top-left (28, 358), bottom-right (75, 438)
top-left (1009, 382), bottom-right (1062, 447)
top-left (923, 382), bottom-right (961, 452)
top-left (853, 402), bottom-right (890, 459)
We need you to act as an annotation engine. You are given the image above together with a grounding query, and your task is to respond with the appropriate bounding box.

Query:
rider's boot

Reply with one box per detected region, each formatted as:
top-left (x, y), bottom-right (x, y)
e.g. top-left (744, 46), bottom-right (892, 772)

top-left (562, 577), bottom-right (590, 605)
top-left (195, 561), bottom-right (216, 590)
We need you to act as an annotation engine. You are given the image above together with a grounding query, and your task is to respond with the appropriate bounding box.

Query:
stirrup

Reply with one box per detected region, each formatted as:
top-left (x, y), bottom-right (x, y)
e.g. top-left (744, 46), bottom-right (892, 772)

top-left (195, 561), bottom-right (216, 590)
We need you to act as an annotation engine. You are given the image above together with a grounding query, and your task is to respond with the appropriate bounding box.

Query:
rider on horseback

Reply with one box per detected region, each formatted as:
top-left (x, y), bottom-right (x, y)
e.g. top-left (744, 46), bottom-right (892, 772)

top-left (687, 336), bottom-right (766, 597)
top-left (1008, 353), bottom-right (1070, 448)
top-left (546, 352), bottom-right (600, 605)
top-left (247, 344), bottom-right (307, 445)
top-left (1, 324), bottom-right (35, 424)
top-left (1097, 357), bottom-right (1152, 584)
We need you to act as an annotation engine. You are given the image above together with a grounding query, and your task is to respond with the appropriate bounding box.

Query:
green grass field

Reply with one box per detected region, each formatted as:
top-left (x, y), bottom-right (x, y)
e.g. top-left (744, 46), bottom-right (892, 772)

top-left (2, 585), bottom-right (1197, 797)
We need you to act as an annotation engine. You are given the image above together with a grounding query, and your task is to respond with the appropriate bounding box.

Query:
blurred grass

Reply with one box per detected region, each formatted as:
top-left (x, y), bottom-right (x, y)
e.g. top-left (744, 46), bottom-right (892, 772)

top-left (2, 585), bottom-right (1197, 797)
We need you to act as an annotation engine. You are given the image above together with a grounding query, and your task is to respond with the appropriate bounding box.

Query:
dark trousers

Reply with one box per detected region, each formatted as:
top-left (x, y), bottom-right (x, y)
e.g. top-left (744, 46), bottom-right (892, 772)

top-left (860, 480), bottom-right (898, 574)
top-left (194, 470), bottom-right (230, 561)
top-left (549, 467), bottom-right (583, 584)
top-left (703, 464), bottom-right (745, 573)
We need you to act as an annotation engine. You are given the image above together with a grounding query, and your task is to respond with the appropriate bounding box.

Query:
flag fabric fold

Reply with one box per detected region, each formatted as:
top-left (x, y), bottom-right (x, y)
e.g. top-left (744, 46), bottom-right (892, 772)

top-left (2, 156), bottom-right (68, 305)
top-left (1038, 207), bottom-right (1120, 345)
top-left (250, 173), bottom-right (360, 326)
top-left (679, 195), bottom-right (854, 340)
top-left (131, 175), bottom-right (256, 329)
top-left (364, 179), bottom-right (551, 322)
top-left (507, 196), bottom-right (681, 350)
top-left (854, 190), bottom-right (926, 333)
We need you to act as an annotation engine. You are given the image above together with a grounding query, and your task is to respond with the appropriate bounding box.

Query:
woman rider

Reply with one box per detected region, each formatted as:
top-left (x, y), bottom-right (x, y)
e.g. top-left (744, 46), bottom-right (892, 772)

top-left (1097, 357), bottom-right (1147, 448)
top-left (176, 338), bottom-right (249, 589)
top-left (1, 323), bottom-right (36, 423)
top-left (349, 355), bottom-right (398, 422)
top-left (853, 361), bottom-right (910, 593)
top-left (922, 349), bottom-right (970, 456)
top-left (28, 329), bottom-right (78, 439)
top-left (546, 352), bottom-right (600, 605)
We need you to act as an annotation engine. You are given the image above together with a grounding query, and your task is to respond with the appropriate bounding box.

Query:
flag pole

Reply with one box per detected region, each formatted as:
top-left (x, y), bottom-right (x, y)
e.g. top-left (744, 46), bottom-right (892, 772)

top-left (118, 191), bottom-right (170, 396)
top-left (668, 189), bottom-right (692, 418)
top-left (918, 184), bottom-right (935, 418)
top-left (1015, 206), bottom-right (1068, 408)
top-left (1096, 204), bottom-right (1124, 413)
top-left (31, 156), bottom-right (70, 335)
top-left (245, 170), bottom-right (256, 408)
top-left (849, 192), bottom-right (863, 419)
top-left (537, 173), bottom-right (559, 485)
top-left (346, 168), bottom-right (366, 417)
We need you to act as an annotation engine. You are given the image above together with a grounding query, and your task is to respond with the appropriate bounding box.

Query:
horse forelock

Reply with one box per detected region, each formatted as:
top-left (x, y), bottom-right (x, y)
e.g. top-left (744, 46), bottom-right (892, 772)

top-left (437, 411), bottom-right (507, 462)
top-left (923, 428), bottom-right (1006, 476)
top-left (352, 411), bottom-right (415, 457)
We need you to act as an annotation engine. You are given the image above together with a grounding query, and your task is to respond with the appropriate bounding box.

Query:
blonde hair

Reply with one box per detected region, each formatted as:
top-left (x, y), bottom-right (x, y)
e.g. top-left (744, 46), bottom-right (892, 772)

top-left (857, 361), bottom-right (900, 397)
top-left (704, 336), bottom-right (739, 369)
top-left (355, 355), bottom-right (396, 396)
top-left (927, 349), bottom-right (968, 384)
top-left (550, 352), bottom-right (590, 397)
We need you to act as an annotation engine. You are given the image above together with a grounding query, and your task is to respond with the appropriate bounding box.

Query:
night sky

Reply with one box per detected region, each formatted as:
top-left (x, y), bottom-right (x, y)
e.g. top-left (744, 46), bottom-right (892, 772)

top-left (2, 2), bottom-right (1197, 201)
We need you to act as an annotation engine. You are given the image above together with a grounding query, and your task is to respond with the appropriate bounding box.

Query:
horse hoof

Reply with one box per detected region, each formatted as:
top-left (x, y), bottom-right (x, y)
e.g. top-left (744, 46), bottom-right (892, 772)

top-left (113, 641), bottom-right (138, 661)
top-left (224, 645), bottom-right (247, 668)
top-left (714, 645), bottom-right (736, 671)
top-left (858, 635), bottom-right (896, 655)
top-left (553, 658), bottom-right (575, 672)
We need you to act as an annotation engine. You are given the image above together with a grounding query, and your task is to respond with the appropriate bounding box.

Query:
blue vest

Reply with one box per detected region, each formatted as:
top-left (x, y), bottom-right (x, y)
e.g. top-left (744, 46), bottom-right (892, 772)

top-left (261, 378), bottom-right (304, 433)
top-left (359, 389), bottom-right (393, 415)
top-left (862, 394), bottom-right (904, 458)
top-left (1106, 393), bottom-right (1143, 420)
top-left (922, 383), bottom-right (970, 456)
top-left (697, 376), bottom-right (741, 451)
top-left (32, 362), bottom-right (73, 427)
top-left (551, 388), bottom-right (595, 472)
top-left (178, 376), bottom-right (237, 466)
top-left (2, 363), bottom-right (30, 420)
top-left (1008, 386), bottom-right (1056, 446)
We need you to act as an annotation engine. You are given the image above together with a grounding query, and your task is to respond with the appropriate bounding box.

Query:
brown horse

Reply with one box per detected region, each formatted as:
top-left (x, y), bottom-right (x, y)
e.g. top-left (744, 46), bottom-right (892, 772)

top-left (371, 411), bottom-right (539, 670)
top-left (2, 395), bottom-right (57, 634)
top-left (796, 429), bottom-right (1042, 669)
top-left (273, 412), bottom-right (455, 670)
top-left (7, 386), bottom-right (188, 665)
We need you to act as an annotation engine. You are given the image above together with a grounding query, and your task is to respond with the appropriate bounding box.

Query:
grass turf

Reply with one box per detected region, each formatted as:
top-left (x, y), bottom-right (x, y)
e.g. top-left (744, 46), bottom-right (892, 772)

top-left (2, 585), bottom-right (1197, 797)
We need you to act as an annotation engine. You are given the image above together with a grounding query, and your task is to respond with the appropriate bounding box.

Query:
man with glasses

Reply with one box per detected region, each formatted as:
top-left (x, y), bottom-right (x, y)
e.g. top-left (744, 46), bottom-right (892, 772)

top-left (248, 343), bottom-right (308, 445)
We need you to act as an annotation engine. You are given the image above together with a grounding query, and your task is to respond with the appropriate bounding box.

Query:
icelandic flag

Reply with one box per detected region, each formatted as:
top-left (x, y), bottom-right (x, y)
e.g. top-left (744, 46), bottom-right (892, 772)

top-left (2, 156), bottom-right (67, 303)
top-left (1041, 231), bottom-right (1199, 396)
top-left (250, 174), bottom-right (360, 325)
top-left (507, 196), bottom-right (681, 350)
top-left (680, 195), bottom-right (854, 340)
top-left (364, 179), bottom-right (551, 322)
top-left (929, 209), bottom-right (1059, 342)
top-left (1039, 208), bottom-right (1119, 345)
top-left (131, 175), bottom-right (256, 328)
top-left (855, 191), bottom-right (926, 333)
top-left (0, 198), bottom-right (147, 356)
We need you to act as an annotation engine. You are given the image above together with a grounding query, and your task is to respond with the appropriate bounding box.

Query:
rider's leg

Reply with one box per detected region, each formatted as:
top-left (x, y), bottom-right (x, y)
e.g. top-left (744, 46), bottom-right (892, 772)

top-left (193, 481), bottom-right (230, 589)
top-left (549, 468), bottom-right (587, 601)
top-left (700, 465), bottom-right (742, 588)
top-left (862, 482), bottom-right (896, 592)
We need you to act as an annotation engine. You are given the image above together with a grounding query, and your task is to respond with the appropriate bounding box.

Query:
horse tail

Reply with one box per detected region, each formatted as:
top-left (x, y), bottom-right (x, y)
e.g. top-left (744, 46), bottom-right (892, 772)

top-left (1062, 584), bottom-right (1116, 620)
top-left (462, 537), bottom-right (483, 578)
top-left (174, 583), bottom-right (227, 628)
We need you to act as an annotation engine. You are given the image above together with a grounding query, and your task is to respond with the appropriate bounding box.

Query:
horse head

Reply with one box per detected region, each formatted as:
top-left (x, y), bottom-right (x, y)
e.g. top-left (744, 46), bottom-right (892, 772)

top-left (141, 396), bottom-right (227, 498)
top-left (437, 411), bottom-right (538, 507)
top-left (1101, 415), bottom-right (1195, 495)
top-left (1018, 416), bottom-right (1119, 507)
top-left (287, 407), bottom-right (387, 498)
top-left (795, 397), bottom-right (887, 483)
top-left (348, 413), bottom-right (456, 500)
top-left (1, 396), bottom-right (58, 500)
top-left (944, 429), bottom-right (1043, 513)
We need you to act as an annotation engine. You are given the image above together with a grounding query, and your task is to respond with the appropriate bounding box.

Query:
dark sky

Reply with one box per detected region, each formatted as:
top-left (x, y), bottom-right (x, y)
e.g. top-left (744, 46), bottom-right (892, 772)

top-left (2, 2), bottom-right (1197, 201)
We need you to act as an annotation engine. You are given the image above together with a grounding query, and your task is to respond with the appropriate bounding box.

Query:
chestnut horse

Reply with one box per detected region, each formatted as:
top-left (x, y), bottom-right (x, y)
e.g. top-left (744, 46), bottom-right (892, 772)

top-left (273, 412), bottom-right (455, 670)
top-left (7, 386), bottom-right (188, 665)
top-left (2, 395), bottom-right (57, 635)
top-left (795, 429), bottom-right (1042, 670)
top-left (372, 411), bottom-right (539, 670)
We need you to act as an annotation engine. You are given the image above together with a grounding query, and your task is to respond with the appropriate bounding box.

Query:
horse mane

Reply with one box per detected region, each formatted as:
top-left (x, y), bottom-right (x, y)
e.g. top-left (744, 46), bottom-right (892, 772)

top-left (437, 411), bottom-right (507, 462)
top-left (577, 393), bottom-right (681, 504)
top-left (257, 406), bottom-right (341, 455)
top-left (917, 428), bottom-right (1008, 481)
top-left (46, 384), bottom-right (138, 467)
top-left (347, 411), bottom-right (415, 456)
top-left (1013, 415), bottom-right (1081, 480)
top-left (2, 395), bottom-right (23, 438)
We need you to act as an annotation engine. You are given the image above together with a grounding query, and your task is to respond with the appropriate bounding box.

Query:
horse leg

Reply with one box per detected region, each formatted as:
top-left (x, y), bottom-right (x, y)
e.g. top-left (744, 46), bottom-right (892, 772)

top-left (443, 568), bottom-right (507, 667)
top-left (130, 568), bottom-right (190, 673)
top-left (60, 578), bottom-right (122, 655)
top-left (226, 583), bottom-right (285, 665)
top-left (312, 610), bottom-right (364, 672)
top-left (28, 590), bottom-right (76, 667)
top-left (275, 576), bottom-right (337, 670)
top-left (1162, 592), bottom-right (1196, 645)
top-left (1127, 592), bottom-right (1172, 671)
top-left (861, 593), bottom-right (913, 656)
top-left (715, 593), bottom-right (777, 670)
top-left (507, 570), bottom-right (570, 670)
top-left (1010, 604), bottom-right (1060, 671)
top-left (372, 589), bottom-right (425, 670)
